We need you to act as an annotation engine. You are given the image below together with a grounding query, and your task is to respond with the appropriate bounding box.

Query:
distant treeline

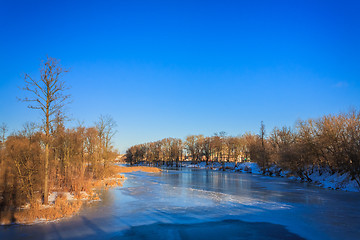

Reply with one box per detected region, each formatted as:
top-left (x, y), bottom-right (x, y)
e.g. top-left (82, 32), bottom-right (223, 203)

top-left (125, 110), bottom-right (360, 187)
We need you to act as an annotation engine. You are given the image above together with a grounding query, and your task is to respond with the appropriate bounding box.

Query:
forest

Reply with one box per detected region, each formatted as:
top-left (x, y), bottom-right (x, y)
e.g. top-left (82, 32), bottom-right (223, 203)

top-left (125, 110), bottom-right (360, 188)
top-left (0, 57), bottom-right (118, 223)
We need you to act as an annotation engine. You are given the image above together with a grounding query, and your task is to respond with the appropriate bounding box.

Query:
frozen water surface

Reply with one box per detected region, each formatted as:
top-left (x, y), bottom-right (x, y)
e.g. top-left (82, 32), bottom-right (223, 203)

top-left (1, 168), bottom-right (359, 240)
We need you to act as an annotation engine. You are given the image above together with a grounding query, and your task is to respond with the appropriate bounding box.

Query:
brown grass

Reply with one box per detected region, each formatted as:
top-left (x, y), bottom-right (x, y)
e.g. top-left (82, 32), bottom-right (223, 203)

top-left (10, 194), bottom-right (83, 224)
top-left (103, 174), bottom-right (125, 189)
top-left (113, 166), bottom-right (162, 173)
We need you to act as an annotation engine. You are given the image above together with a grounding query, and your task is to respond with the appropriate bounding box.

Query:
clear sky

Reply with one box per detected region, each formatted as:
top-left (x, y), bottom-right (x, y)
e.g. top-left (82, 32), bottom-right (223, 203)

top-left (1, 0), bottom-right (359, 152)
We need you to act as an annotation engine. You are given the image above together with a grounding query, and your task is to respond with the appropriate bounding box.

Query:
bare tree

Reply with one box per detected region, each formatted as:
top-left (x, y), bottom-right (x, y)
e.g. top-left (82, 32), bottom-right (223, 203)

top-left (0, 123), bottom-right (8, 146)
top-left (95, 115), bottom-right (117, 167)
top-left (185, 135), bottom-right (204, 163)
top-left (213, 131), bottom-right (226, 163)
top-left (260, 121), bottom-right (266, 148)
top-left (0, 123), bottom-right (8, 166)
top-left (20, 56), bottom-right (70, 204)
top-left (201, 137), bottom-right (212, 165)
top-left (20, 122), bottom-right (38, 140)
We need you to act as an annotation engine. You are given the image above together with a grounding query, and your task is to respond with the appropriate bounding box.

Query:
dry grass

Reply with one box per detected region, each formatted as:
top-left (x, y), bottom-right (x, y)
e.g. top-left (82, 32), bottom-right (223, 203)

top-left (114, 166), bottom-right (162, 173)
top-left (0, 211), bottom-right (14, 225)
top-left (99, 165), bottom-right (161, 190)
top-left (104, 176), bottom-right (124, 188)
top-left (102, 173), bottom-right (125, 190)
top-left (3, 194), bottom-right (84, 224)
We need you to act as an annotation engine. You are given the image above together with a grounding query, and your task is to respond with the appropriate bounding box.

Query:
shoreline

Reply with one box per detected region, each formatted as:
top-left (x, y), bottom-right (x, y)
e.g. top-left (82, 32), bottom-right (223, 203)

top-left (0, 165), bottom-right (161, 225)
top-left (135, 161), bottom-right (360, 192)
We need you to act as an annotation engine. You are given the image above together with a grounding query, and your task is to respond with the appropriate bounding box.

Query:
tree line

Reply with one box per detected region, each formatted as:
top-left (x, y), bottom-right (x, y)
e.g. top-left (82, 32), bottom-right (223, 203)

top-left (125, 110), bottom-right (360, 187)
top-left (125, 131), bottom-right (247, 167)
top-left (0, 57), bottom-right (117, 218)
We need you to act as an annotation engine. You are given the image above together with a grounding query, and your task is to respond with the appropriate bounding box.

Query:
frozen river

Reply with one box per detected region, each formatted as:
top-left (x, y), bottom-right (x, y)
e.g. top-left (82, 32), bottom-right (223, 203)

top-left (1, 168), bottom-right (360, 240)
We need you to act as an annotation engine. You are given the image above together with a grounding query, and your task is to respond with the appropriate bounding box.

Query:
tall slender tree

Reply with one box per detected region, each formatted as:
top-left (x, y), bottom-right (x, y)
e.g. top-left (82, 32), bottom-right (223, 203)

top-left (95, 115), bottom-right (117, 168)
top-left (260, 121), bottom-right (265, 148)
top-left (0, 123), bottom-right (8, 148)
top-left (21, 56), bottom-right (70, 204)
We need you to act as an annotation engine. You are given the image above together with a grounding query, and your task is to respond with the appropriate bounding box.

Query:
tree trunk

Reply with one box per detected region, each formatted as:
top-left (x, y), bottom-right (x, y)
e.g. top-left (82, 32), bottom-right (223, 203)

top-left (44, 97), bottom-right (50, 205)
top-left (44, 143), bottom-right (49, 204)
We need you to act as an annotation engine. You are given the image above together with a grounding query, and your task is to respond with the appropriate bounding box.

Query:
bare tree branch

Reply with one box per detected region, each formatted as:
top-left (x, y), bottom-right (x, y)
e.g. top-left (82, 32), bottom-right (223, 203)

top-left (19, 56), bottom-right (71, 205)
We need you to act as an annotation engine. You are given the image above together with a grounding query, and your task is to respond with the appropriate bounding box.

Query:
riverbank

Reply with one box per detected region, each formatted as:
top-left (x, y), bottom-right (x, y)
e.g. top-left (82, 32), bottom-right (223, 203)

top-left (185, 161), bottom-right (360, 192)
top-left (0, 165), bottom-right (161, 225)
top-left (135, 161), bottom-right (360, 192)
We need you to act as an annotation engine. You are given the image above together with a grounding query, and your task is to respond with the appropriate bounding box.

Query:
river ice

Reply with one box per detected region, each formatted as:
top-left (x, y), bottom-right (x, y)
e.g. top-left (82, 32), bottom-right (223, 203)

top-left (1, 168), bottom-right (359, 239)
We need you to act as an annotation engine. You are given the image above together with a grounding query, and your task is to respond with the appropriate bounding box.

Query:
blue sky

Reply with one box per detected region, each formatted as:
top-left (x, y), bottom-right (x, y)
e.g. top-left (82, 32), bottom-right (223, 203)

top-left (1, 0), bottom-right (359, 152)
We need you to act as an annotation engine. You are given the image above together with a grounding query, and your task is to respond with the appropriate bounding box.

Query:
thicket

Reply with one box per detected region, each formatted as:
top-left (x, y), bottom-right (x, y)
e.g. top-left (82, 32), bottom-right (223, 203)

top-left (125, 110), bottom-right (360, 187)
top-left (0, 57), bottom-right (117, 223)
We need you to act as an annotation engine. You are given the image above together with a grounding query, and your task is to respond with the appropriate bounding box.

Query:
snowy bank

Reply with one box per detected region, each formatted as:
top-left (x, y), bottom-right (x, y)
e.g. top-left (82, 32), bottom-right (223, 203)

top-left (173, 161), bottom-right (360, 192)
